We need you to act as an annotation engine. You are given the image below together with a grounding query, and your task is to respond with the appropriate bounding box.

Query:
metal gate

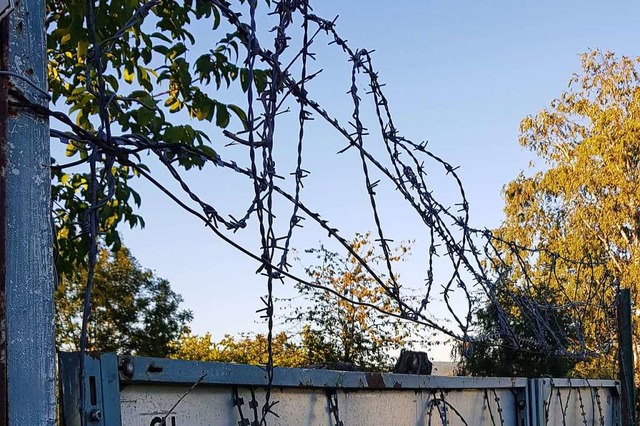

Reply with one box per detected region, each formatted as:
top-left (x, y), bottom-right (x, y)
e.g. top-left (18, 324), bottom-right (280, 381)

top-left (59, 353), bottom-right (620, 425)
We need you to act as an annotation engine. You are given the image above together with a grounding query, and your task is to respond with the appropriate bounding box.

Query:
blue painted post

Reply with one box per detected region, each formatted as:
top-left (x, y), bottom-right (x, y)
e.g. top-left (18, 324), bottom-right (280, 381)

top-left (0, 0), bottom-right (56, 423)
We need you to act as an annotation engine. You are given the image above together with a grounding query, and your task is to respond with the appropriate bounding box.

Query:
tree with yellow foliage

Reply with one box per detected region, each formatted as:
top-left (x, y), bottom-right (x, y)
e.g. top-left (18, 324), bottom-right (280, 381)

top-left (285, 233), bottom-right (413, 371)
top-left (172, 234), bottom-right (414, 371)
top-left (171, 326), bottom-right (338, 368)
top-left (467, 50), bottom-right (640, 379)
top-left (171, 332), bottom-right (306, 367)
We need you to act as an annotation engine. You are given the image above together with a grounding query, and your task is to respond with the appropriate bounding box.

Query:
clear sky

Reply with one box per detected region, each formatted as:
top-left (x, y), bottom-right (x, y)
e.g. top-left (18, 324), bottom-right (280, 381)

top-left (120, 0), bottom-right (640, 361)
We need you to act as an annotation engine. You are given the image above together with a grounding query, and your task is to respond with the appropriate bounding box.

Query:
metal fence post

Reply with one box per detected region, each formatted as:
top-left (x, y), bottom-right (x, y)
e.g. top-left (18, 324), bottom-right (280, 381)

top-left (618, 288), bottom-right (636, 426)
top-left (0, 0), bottom-right (55, 423)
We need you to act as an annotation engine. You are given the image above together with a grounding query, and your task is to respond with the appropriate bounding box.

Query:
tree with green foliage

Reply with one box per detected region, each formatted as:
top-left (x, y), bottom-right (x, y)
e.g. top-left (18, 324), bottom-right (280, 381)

top-left (456, 291), bottom-right (578, 377)
top-left (462, 50), bottom-right (640, 380)
top-left (46, 0), bottom-right (267, 276)
top-left (284, 233), bottom-right (414, 371)
top-left (55, 246), bottom-right (192, 357)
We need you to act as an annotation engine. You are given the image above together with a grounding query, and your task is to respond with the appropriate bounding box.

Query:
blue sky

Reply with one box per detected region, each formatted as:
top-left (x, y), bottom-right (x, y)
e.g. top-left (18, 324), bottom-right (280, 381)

top-left (120, 0), bottom-right (640, 361)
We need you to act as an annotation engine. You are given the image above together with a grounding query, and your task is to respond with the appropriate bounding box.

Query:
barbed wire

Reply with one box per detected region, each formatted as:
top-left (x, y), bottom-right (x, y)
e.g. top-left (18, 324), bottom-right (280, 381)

top-left (224, 381), bottom-right (615, 425)
top-left (2, 0), bottom-right (624, 423)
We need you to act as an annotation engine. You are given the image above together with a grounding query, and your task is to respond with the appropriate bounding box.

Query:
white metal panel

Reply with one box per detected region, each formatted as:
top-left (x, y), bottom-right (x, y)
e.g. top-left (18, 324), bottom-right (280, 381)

top-left (120, 385), bottom-right (521, 425)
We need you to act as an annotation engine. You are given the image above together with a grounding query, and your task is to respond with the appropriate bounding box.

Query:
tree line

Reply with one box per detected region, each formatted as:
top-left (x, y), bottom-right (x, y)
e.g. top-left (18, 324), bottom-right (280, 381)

top-left (56, 233), bottom-right (414, 372)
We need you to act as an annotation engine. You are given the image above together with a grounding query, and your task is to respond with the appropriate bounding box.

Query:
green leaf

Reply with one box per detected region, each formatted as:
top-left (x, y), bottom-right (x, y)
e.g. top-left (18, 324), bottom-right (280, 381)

top-left (215, 102), bottom-right (230, 128)
top-left (254, 69), bottom-right (268, 93)
top-left (150, 31), bottom-right (172, 44)
top-left (131, 188), bottom-right (141, 207)
top-left (168, 43), bottom-right (187, 60)
top-left (199, 145), bottom-right (216, 159)
top-left (124, 65), bottom-right (134, 84)
top-left (136, 66), bottom-right (154, 92)
top-left (65, 141), bottom-right (79, 157)
top-left (104, 75), bottom-right (120, 92)
top-left (212, 5), bottom-right (221, 30)
top-left (228, 104), bottom-right (248, 130)
top-left (240, 68), bottom-right (249, 92)
top-left (152, 44), bottom-right (170, 56)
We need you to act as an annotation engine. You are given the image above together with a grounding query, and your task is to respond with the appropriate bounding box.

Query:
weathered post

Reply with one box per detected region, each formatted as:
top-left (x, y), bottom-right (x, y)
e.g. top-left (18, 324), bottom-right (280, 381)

top-left (618, 288), bottom-right (636, 425)
top-left (0, 0), bottom-right (56, 424)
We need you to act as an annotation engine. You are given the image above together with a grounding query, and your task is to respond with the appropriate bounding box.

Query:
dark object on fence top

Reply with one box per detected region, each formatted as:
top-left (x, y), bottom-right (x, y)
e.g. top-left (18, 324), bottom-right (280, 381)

top-left (393, 349), bottom-right (433, 375)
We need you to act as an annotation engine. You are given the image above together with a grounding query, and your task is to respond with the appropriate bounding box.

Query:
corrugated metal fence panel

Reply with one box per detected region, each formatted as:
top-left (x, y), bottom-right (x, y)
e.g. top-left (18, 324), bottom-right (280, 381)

top-left (536, 378), bottom-right (621, 426)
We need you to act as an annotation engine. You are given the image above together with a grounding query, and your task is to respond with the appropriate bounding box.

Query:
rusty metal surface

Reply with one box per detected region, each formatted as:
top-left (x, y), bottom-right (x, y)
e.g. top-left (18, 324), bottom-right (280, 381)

top-left (122, 355), bottom-right (528, 390)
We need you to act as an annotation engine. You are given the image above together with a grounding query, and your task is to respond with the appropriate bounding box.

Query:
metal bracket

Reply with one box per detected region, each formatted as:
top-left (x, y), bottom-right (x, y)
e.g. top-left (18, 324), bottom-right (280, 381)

top-left (514, 386), bottom-right (529, 426)
top-left (59, 352), bottom-right (122, 426)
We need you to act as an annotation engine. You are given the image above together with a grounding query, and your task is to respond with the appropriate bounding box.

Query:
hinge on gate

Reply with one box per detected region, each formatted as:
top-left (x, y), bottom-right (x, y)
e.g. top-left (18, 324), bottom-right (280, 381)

top-left (59, 352), bottom-right (122, 426)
